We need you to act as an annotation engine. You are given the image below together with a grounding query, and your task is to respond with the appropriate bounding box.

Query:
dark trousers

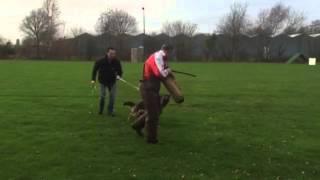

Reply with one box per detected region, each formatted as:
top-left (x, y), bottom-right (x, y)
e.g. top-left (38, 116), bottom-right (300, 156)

top-left (140, 80), bottom-right (161, 142)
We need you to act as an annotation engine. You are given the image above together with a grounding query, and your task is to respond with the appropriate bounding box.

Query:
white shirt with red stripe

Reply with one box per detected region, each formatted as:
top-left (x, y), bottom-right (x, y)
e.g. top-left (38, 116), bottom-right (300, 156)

top-left (143, 50), bottom-right (170, 80)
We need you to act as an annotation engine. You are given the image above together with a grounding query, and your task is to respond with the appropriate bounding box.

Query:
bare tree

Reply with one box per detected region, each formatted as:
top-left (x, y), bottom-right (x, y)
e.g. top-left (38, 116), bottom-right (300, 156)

top-left (302, 20), bottom-right (320, 34)
top-left (256, 3), bottom-right (290, 36)
top-left (251, 3), bottom-right (305, 36)
top-left (42, 0), bottom-right (61, 49)
top-left (217, 2), bottom-right (249, 60)
top-left (96, 9), bottom-right (138, 36)
top-left (217, 3), bottom-right (249, 36)
top-left (160, 21), bottom-right (197, 60)
top-left (20, 9), bottom-right (49, 58)
top-left (70, 27), bottom-right (85, 38)
top-left (161, 21), bottom-right (198, 37)
top-left (246, 3), bottom-right (306, 61)
top-left (283, 11), bottom-right (306, 34)
top-left (310, 20), bottom-right (320, 33)
top-left (20, 0), bottom-right (61, 58)
top-left (43, 0), bottom-right (60, 19)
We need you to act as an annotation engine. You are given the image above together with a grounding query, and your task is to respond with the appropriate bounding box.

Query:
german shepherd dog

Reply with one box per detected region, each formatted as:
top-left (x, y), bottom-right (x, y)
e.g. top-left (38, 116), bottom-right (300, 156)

top-left (123, 95), bottom-right (171, 136)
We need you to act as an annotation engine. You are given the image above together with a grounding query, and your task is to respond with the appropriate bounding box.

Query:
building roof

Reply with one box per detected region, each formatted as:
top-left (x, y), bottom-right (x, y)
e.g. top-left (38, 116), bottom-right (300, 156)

top-left (288, 34), bottom-right (302, 38)
top-left (309, 33), bottom-right (320, 38)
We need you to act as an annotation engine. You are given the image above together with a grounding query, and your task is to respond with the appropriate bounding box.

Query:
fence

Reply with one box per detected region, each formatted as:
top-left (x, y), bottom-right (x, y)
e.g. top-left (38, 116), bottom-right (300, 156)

top-left (16, 33), bottom-right (320, 62)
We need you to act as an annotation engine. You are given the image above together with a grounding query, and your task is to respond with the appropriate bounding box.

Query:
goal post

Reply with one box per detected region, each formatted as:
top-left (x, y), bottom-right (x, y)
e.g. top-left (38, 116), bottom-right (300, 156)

top-left (131, 47), bottom-right (144, 63)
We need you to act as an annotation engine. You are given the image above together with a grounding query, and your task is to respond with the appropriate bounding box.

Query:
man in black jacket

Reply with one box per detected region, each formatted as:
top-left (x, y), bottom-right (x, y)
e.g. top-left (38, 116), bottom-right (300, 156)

top-left (91, 47), bottom-right (123, 116)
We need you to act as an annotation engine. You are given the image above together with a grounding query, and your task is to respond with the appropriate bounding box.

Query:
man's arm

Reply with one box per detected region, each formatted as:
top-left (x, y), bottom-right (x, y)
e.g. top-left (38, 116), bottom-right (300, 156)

top-left (116, 60), bottom-right (123, 77)
top-left (154, 53), bottom-right (170, 78)
top-left (91, 61), bottom-right (100, 82)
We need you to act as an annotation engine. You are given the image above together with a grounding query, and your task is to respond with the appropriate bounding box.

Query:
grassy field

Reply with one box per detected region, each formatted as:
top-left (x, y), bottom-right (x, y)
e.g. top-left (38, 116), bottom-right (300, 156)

top-left (0, 60), bottom-right (319, 179)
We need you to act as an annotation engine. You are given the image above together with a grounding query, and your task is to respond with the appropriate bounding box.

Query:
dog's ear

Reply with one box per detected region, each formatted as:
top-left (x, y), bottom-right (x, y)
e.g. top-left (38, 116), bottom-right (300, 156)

top-left (136, 101), bottom-right (144, 109)
top-left (123, 101), bottom-right (136, 107)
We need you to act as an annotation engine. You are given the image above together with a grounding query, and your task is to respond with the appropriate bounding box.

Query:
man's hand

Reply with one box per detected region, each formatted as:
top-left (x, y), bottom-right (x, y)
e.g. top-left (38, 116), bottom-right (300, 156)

top-left (166, 68), bottom-right (174, 77)
top-left (116, 75), bottom-right (121, 80)
top-left (90, 81), bottom-right (97, 89)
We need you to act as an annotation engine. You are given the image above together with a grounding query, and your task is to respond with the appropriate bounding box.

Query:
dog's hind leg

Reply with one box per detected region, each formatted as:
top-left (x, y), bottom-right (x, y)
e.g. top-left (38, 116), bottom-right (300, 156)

top-left (131, 111), bottom-right (148, 137)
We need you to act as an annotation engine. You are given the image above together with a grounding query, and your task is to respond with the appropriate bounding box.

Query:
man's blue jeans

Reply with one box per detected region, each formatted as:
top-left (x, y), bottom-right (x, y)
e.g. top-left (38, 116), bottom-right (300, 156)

top-left (99, 83), bottom-right (117, 114)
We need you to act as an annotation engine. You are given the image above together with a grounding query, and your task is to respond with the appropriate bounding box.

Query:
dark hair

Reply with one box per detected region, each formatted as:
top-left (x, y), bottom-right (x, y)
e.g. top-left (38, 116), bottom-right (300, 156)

top-left (161, 44), bottom-right (173, 51)
top-left (107, 47), bottom-right (116, 52)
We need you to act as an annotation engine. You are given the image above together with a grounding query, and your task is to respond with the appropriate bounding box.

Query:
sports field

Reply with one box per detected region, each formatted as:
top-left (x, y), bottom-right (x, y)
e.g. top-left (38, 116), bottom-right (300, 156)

top-left (0, 60), bottom-right (319, 179)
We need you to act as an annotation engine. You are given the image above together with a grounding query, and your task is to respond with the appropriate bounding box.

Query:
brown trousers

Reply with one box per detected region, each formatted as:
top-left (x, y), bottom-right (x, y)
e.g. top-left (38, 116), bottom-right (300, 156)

top-left (139, 79), bottom-right (161, 142)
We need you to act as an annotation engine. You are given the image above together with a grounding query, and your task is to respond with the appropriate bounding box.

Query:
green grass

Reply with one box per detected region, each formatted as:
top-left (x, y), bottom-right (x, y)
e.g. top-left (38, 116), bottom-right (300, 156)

top-left (0, 60), bottom-right (319, 179)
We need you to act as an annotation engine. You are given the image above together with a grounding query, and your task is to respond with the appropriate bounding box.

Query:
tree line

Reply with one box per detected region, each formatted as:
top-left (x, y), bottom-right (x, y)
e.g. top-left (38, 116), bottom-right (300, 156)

top-left (212, 2), bottom-right (320, 61)
top-left (1, 0), bottom-right (320, 60)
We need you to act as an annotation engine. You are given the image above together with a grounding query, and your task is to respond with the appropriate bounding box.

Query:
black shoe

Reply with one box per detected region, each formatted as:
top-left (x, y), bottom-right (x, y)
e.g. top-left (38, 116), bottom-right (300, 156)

top-left (132, 126), bottom-right (144, 137)
top-left (108, 112), bottom-right (116, 117)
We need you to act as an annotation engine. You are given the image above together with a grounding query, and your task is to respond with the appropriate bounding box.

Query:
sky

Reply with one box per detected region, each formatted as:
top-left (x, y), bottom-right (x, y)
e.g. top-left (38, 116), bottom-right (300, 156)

top-left (0, 0), bottom-right (320, 42)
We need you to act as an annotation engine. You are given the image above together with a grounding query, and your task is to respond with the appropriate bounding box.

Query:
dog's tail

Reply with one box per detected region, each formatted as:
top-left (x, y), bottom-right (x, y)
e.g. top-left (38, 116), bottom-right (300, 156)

top-left (123, 101), bottom-right (135, 107)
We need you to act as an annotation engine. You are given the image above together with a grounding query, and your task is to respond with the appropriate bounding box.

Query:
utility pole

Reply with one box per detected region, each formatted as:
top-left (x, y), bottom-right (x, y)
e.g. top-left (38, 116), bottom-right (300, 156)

top-left (140, 7), bottom-right (146, 59)
top-left (142, 7), bottom-right (146, 35)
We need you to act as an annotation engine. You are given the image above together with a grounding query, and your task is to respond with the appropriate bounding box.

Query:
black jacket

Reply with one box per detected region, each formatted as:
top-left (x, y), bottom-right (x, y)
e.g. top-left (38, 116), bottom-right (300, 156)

top-left (92, 56), bottom-right (123, 86)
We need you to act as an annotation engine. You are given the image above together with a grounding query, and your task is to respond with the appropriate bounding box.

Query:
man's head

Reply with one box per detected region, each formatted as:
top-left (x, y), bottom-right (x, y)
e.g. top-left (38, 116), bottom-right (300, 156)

top-left (107, 47), bottom-right (117, 60)
top-left (161, 44), bottom-right (173, 55)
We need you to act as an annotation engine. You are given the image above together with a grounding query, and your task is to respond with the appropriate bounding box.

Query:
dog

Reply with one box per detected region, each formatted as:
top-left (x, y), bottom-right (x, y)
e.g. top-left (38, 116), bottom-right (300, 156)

top-left (123, 95), bottom-right (171, 136)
